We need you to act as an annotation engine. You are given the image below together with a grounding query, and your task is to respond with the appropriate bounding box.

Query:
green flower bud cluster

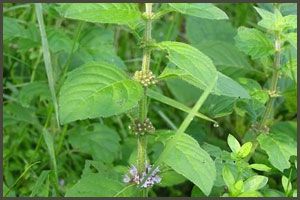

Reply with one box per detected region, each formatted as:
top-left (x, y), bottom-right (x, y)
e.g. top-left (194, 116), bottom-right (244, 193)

top-left (128, 118), bottom-right (155, 135)
top-left (134, 70), bottom-right (158, 87)
top-left (250, 123), bottom-right (270, 134)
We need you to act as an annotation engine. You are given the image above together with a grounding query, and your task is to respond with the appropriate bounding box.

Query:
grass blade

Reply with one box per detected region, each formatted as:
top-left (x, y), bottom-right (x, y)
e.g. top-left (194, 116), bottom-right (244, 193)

top-left (147, 89), bottom-right (217, 124)
top-left (177, 76), bottom-right (218, 134)
top-left (35, 3), bottom-right (60, 127)
top-left (42, 128), bottom-right (58, 185)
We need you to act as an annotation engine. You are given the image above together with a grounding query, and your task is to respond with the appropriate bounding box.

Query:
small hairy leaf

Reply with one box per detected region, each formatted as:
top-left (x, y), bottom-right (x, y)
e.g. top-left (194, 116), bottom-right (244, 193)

top-left (227, 134), bottom-right (241, 153)
top-left (59, 3), bottom-right (142, 29)
top-left (237, 142), bottom-right (252, 158)
top-left (254, 7), bottom-right (284, 31)
top-left (162, 133), bottom-right (216, 196)
top-left (243, 175), bottom-right (268, 192)
top-left (59, 62), bottom-right (143, 124)
top-left (257, 131), bottom-right (296, 172)
top-left (168, 3), bottom-right (228, 20)
top-left (222, 165), bottom-right (235, 189)
top-left (249, 164), bottom-right (271, 172)
top-left (235, 27), bottom-right (274, 59)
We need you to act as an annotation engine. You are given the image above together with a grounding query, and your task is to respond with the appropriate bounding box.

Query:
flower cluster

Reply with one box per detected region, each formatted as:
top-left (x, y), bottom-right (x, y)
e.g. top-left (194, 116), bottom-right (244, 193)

top-left (123, 164), bottom-right (161, 188)
top-left (250, 122), bottom-right (270, 134)
top-left (133, 70), bottom-right (158, 87)
top-left (128, 118), bottom-right (155, 135)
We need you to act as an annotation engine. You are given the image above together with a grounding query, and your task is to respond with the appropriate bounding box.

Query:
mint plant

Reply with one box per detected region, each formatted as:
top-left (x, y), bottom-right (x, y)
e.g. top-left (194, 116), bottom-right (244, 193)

top-left (57, 3), bottom-right (250, 196)
top-left (3, 2), bottom-right (297, 197)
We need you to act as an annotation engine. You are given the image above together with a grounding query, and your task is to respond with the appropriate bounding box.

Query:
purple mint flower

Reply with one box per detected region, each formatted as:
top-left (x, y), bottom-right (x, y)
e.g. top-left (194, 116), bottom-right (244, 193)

top-left (123, 163), bottom-right (161, 188)
top-left (140, 164), bottom-right (161, 188)
top-left (129, 164), bottom-right (138, 176)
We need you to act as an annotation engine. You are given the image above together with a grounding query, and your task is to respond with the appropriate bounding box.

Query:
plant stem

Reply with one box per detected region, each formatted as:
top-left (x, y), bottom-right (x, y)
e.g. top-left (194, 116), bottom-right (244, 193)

top-left (136, 3), bottom-right (153, 197)
top-left (259, 38), bottom-right (281, 128)
top-left (247, 31), bottom-right (282, 161)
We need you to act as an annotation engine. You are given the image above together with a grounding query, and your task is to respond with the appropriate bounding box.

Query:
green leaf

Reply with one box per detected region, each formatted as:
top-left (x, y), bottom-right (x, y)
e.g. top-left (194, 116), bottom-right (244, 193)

top-left (159, 170), bottom-right (187, 187)
top-left (262, 188), bottom-right (285, 197)
top-left (282, 175), bottom-right (292, 195)
top-left (257, 131), bottom-right (296, 172)
top-left (186, 17), bottom-right (236, 44)
top-left (222, 165), bottom-right (235, 189)
top-left (66, 26), bottom-right (126, 70)
top-left (155, 41), bottom-right (217, 89)
top-left (237, 78), bottom-right (269, 104)
top-left (59, 3), bottom-right (142, 29)
top-left (163, 77), bottom-right (235, 118)
top-left (234, 180), bottom-right (244, 193)
top-left (4, 103), bottom-right (39, 127)
top-left (227, 134), bottom-right (241, 153)
top-left (162, 133), bottom-right (216, 196)
top-left (238, 191), bottom-right (263, 197)
top-left (284, 32), bottom-right (297, 49)
top-left (192, 41), bottom-right (252, 74)
top-left (186, 17), bottom-right (252, 78)
top-left (257, 3), bottom-right (297, 16)
top-left (271, 121), bottom-right (297, 141)
top-left (168, 3), bottom-right (228, 20)
top-left (244, 175), bottom-right (268, 192)
top-left (17, 82), bottom-right (50, 107)
top-left (254, 7), bottom-right (284, 31)
top-left (214, 72), bottom-right (249, 98)
top-left (235, 27), bottom-right (273, 59)
top-left (47, 28), bottom-right (78, 53)
top-left (3, 17), bottom-right (25, 41)
top-left (201, 95), bottom-right (236, 118)
top-left (159, 67), bottom-right (250, 98)
top-left (146, 89), bottom-right (216, 123)
top-left (237, 142), bottom-right (252, 158)
top-left (65, 172), bottom-right (135, 197)
top-left (255, 7), bottom-right (296, 32)
top-left (293, 189), bottom-right (297, 197)
top-left (69, 124), bottom-right (120, 163)
top-left (249, 164), bottom-right (271, 172)
top-left (59, 62), bottom-right (143, 124)
top-left (235, 78), bottom-right (268, 121)
top-left (283, 15), bottom-right (297, 30)
top-left (165, 78), bottom-right (200, 106)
